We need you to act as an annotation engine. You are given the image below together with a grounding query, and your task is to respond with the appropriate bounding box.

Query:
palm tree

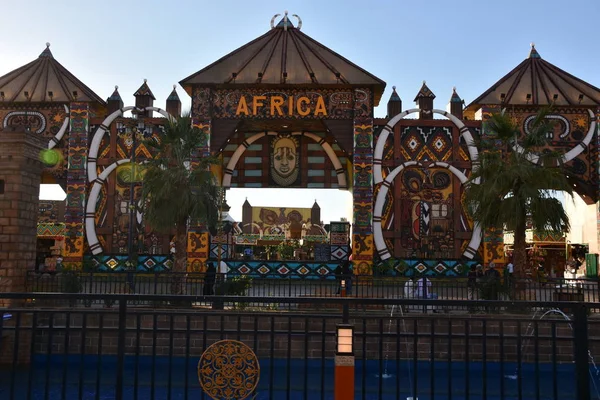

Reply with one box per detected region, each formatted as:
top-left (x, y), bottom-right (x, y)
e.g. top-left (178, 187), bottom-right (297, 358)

top-left (464, 108), bottom-right (572, 278)
top-left (141, 114), bottom-right (221, 294)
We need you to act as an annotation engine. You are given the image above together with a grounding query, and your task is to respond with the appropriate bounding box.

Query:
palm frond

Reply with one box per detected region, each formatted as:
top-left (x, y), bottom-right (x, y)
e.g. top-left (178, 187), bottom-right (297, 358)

top-left (141, 115), bottom-right (221, 234)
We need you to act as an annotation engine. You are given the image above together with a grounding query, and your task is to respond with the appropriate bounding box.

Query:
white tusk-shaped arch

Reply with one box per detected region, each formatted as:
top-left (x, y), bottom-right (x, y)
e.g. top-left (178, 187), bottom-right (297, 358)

top-left (85, 159), bottom-right (130, 255)
top-left (302, 132), bottom-right (346, 188)
top-left (433, 109), bottom-right (478, 167)
top-left (222, 132), bottom-right (277, 187)
top-left (373, 161), bottom-right (421, 260)
top-left (48, 104), bottom-right (69, 149)
top-left (373, 109), bottom-right (479, 184)
top-left (373, 160), bottom-right (482, 260)
top-left (511, 109), bottom-right (596, 165)
top-left (292, 14), bottom-right (302, 30)
top-left (87, 106), bottom-right (172, 182)
top-left (270, 14), bottom-right (281, 29)
top-left (222, 131), bottom-right (347, 188)
top-left (88, 106), bottom-right (134, 182)
top-left (373, 109), bottom-right (418, 184)
top-left (561, 109), bottom-right (596, 164)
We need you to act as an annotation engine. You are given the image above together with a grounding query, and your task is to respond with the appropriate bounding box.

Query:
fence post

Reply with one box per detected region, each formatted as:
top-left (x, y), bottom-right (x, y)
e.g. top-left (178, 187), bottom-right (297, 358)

top-left (115, 296), bottom-right (127, 400)
top-left (573, 303), bottom-right (590, 400)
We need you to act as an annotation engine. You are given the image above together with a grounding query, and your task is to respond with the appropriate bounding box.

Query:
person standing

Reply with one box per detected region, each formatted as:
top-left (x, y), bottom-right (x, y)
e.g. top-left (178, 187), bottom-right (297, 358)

top-left (334, 262), bottom-right (343, 294)
top-left (219, 260), bottom-right (228, 281)
top-left (415, 274), bottom-right (433, 299)
top-left (505, 260), bottom-right (514, 296)
top-left (483, 262), bottom-right (501, 307)
top-left (467, 265), bottom-right (478, 300)
top-left (204, 262), bottom-right (216, 296)
top-left (341, 260), bottom-right (353, 295)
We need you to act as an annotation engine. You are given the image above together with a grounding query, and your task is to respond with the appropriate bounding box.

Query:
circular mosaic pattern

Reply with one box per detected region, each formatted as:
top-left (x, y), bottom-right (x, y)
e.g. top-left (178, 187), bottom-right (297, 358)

top-left (198, 340), bottom-right (260, 400)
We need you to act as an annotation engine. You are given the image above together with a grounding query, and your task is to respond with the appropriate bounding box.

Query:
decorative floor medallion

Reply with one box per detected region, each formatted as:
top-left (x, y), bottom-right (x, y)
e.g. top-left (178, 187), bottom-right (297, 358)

top-left (198, 340), bottom-right (260, 400)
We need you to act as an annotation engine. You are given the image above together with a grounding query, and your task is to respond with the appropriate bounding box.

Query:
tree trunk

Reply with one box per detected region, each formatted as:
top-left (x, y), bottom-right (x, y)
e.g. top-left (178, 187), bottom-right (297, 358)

top-left (171, 220), bottom-right (188, 295)
top-left (513, 209), bottom-right (528, 280)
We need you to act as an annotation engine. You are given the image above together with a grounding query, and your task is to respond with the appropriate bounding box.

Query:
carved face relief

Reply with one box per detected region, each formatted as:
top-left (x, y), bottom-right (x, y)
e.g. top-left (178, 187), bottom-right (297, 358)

top-left (271, 136), bottom-right (299, 186)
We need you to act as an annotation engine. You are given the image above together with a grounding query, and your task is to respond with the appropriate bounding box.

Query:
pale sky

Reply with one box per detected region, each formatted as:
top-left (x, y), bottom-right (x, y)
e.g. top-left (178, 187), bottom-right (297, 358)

top-left (2, 0), bottom-right (598, 223)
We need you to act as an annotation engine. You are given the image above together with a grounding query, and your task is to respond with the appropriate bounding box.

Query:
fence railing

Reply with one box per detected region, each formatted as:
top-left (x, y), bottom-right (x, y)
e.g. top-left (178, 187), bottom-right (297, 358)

top-left (1, 293), bottom-right (599, 399)
top-left (26, 270), bottom-right (600, 307)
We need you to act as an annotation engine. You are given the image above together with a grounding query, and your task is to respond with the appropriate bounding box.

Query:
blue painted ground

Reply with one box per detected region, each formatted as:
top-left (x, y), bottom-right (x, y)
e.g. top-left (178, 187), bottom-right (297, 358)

top-left (1, 355), bottom-right (599, 399)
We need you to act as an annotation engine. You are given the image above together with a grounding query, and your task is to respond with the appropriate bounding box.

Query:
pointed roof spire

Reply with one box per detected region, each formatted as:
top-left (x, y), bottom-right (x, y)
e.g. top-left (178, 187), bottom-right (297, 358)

top-left (414, 80), bottom-right (436, 101)
top-left (167, 84), bottom-right (180, 101)
top-left (529, 42), bottom-right (541, 59)
top-left (312, 200), bottom-right (320, 209)
top-left (39, 42), bottom-right (53, 58)
top-left (107, 85), bottom-right (124, 113)
top-left (0, 43), bottom-right (104, 103)
top-left (181, 13), bottom-right (386, 105)
top-left (387, 85), bottom-right (403, 118)
top-left (389, 85), bottom-right (401, 102)
top-left (450, 86), bottom-right (462, 103)
top-left (133, 79), bottom-right (156, 99)
top-left (466, 42), bottom-right (600, 109)
top-left (108, 85), bottom-right (122, 102)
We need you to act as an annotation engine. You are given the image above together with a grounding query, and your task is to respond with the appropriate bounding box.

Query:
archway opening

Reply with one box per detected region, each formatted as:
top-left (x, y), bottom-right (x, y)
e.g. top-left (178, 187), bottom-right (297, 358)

top-left (223, 187), bottom-right (352, 262)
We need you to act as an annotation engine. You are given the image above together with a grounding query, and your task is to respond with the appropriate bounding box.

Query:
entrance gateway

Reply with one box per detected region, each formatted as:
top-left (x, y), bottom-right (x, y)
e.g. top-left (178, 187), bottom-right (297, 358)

top-left (0, 13), bottom-right (599, 279)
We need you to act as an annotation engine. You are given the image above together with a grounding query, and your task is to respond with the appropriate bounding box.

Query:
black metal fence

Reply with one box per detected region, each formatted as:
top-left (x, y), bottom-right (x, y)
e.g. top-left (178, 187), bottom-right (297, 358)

top-left (26, 270), bottom-right (600, 306)
top-left (1, 292), bottom-right (600, 399)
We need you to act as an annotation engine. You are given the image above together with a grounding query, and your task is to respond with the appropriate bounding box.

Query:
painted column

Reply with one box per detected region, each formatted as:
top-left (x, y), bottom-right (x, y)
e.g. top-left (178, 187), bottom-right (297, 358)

top-left (352, 89), bottom-right (374, 274)
top-left (188, 87), bottom-right (212, 272)
top-left (63, 102), bottom-right (88, 267)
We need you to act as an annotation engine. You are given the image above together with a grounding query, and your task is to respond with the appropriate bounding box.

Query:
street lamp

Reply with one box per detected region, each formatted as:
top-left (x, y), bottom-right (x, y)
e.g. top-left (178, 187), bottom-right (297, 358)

top-left (335, 323), bottom-right (354, 399)
top-left (336, 324), bottom-right (353, 355)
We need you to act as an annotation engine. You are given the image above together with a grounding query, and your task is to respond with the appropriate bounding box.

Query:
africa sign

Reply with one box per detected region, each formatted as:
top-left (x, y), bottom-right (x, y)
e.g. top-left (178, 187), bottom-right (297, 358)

top-left (235, 95), bottom-right (327, 117)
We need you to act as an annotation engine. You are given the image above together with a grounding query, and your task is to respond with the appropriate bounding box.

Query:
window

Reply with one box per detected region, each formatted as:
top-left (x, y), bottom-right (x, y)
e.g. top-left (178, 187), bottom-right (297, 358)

top-left (432, 204), bottom-right (448, 218)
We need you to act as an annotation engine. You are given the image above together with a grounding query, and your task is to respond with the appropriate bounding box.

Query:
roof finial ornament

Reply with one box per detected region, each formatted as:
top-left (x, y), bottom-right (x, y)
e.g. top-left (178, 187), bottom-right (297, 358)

top-left (270, 13), bottom-right (281, 29)
top-left (173, 84), bottom-right (176, 89)
top-left (144, 78), bottom-right (147, 83)
top-left (453, 86), bottom-right (456, 91)
top-left (292, 14), bottom-right (302, 30)
top-left (283, 10), bottom-right (289, 31)
top-left (115, 85), bottom-right (118, 90)
top-left (393, 86), bottom-right (396, 91)
top-left (531, 42), bottom-right (535, 48)
top-left (46, 42), bottom-right (50, 48)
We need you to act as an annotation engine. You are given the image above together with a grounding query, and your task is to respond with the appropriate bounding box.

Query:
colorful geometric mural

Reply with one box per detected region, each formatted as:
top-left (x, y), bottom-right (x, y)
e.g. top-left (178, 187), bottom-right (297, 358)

top-left (37, 223), bottom-right (65, 238)
top-left (374, 258), bottom-right (482, 277)
top-left (221, 260), bottom-right (340, 279)
top-left (63, 102), bottom-right (88, 264)
top-left (187, 231), bottom-right (209, 272)
top-left (352, 88), bottom-right (374, 272)
top-left (84, 254), bottom-right (173, 272)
